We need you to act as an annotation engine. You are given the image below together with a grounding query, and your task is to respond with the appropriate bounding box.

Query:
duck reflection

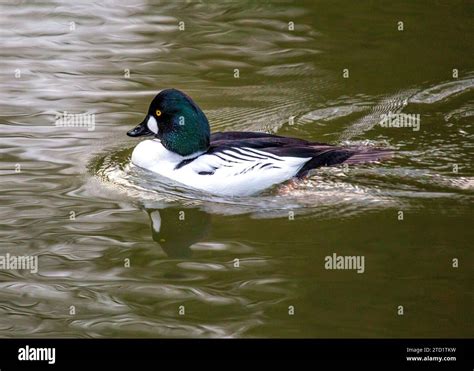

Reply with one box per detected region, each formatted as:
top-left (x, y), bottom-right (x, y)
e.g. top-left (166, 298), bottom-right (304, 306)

top-left (144, 207), bottom-right (211, 258)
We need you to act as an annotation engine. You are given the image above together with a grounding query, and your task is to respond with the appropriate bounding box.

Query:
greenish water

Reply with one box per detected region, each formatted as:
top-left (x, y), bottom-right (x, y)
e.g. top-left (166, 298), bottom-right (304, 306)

top-left (0, 1), bottom-right (472, 338)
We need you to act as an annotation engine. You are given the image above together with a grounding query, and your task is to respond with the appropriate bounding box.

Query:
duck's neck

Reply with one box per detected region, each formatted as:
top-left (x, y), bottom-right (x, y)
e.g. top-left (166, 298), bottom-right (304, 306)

top-left (159, 113), bottom-right (210, 156)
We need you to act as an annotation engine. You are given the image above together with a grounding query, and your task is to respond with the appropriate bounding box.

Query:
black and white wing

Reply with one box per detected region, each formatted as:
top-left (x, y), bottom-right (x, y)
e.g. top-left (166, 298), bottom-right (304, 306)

top-left (205, 131), bottom-right (391, 177)
top-left (175, 132), bottom-right (391, 195)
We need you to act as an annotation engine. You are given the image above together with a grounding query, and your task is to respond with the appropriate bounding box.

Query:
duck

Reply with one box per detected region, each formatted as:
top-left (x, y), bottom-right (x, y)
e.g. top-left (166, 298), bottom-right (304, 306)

top-left (127, 88), bottom-right (391, 196)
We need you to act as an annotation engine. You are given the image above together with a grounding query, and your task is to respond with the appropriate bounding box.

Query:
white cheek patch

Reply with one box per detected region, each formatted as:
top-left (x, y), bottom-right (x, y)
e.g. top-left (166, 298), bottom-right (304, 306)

top-left (147, 116), bottom-right (159, 134)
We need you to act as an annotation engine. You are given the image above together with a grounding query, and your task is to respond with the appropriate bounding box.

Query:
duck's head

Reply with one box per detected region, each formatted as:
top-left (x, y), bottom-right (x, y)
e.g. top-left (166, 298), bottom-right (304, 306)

top-left (127, 89), bottom-right (210, 156)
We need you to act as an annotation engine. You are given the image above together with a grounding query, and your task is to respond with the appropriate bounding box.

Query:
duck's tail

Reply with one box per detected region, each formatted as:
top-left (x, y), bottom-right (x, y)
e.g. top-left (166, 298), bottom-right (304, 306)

top-left (296, 145), bottom-right (393, 178)
top-left (342, 146), bottom-right (394, 164)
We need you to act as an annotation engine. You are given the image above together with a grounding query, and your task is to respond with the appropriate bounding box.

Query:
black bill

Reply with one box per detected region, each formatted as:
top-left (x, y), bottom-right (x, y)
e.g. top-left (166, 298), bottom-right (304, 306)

top-left (127, 117), bottom-right (154, 137)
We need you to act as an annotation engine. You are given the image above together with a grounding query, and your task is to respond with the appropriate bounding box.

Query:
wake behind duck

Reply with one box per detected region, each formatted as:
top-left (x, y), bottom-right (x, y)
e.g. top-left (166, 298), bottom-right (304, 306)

top-left (127, 89), bottom-right (391, 196)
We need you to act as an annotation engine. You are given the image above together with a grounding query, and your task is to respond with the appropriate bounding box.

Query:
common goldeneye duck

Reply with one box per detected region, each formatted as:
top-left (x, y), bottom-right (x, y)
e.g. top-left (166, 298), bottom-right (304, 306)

top-left (127, 88), bottom-right (391, 197)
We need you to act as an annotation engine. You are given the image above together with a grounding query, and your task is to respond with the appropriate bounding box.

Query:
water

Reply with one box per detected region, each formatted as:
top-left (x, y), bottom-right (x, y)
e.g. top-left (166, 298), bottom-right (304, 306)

top-left (0, 1), bottom-right (472, 338)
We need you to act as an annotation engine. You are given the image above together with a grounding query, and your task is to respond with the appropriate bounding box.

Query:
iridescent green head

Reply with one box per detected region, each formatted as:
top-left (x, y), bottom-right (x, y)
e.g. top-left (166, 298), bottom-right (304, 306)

top-left (127, 89), bottom-right (210, 156)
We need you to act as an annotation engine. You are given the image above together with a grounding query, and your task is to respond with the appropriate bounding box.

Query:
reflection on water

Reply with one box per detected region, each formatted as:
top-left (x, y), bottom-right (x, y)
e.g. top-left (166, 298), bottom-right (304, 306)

top-left (146, 207), bottom-right (211, 258)
top-left (0, 0), bottom-right (473, 338)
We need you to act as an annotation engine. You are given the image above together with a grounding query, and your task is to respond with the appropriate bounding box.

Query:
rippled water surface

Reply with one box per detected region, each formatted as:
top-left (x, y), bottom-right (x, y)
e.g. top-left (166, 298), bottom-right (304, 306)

top-left (1, 1), bottom-right (473, 338)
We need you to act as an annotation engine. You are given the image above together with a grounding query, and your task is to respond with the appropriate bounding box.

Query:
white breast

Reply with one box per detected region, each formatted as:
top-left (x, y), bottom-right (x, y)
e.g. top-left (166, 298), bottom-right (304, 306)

top-left (131, 139), bottom-right (185, 174)
top-left (131, 140), bottom-right (309, 196)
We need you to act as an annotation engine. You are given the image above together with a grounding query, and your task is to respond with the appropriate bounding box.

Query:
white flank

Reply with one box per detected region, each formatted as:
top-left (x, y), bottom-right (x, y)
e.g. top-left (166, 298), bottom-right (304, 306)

top-left (131, 140), bottom-right (310, 196)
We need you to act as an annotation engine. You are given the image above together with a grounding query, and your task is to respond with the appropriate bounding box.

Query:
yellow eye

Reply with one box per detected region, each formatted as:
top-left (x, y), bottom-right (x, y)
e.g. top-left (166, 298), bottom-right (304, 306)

top-left (155, 110), bottom-right (162, 116)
